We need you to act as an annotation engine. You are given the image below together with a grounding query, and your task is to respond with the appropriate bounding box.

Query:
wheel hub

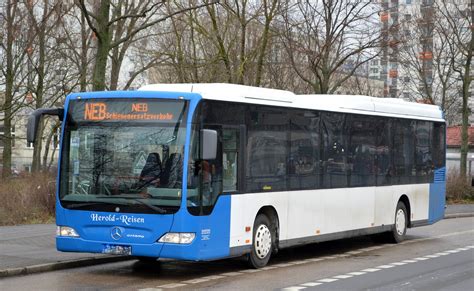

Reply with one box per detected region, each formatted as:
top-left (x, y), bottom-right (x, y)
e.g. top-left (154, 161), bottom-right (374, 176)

top-left (255, 224), bottom-right (272, 259)
top-left (395, 208), bottom-right (406, 236)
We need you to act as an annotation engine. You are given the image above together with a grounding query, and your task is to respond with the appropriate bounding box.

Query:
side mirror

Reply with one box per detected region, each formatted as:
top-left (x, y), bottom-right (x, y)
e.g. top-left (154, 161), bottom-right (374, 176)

top-left (27, 108), bottom-right (64, 144)
top-left (200, 129), bottom-right (217, 160)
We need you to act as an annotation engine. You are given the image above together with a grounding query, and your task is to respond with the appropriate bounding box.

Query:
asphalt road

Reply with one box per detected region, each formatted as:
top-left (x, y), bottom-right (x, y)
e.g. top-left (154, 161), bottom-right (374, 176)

top-left (0, 217), bottom-right (473, 291)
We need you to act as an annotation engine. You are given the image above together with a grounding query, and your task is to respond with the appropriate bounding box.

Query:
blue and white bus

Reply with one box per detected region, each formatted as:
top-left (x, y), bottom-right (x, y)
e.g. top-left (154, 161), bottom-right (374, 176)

top-left (27, 84), bottom-right (446, 268)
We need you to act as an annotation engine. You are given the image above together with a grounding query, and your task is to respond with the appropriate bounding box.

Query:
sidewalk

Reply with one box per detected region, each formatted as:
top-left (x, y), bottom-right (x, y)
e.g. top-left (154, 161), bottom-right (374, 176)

top-left (0, 224), bottom-right (129, 277)
top-left (0, 204), bottom-right (473, 278)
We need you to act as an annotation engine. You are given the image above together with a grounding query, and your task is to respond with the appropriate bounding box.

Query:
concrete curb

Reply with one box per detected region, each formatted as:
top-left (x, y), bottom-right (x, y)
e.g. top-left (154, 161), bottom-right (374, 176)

top-left (0, 255), bottom-right (132, 278)
top-left (444, 213), bottom-right (474, 219)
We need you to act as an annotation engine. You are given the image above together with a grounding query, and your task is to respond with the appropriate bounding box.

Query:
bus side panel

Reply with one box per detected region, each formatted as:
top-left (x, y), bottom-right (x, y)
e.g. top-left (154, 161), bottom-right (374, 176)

top-left (387, 184), bottom-right (429, 225)
top-left (160, 195), bottom-right (231, 261)
top-left (429, 167), bottom-right (446, 224)
top-left (323, 188), bottom-right (375, 233)
top-left (287, 190), bottom-right (324, 239)
top-left (374, 186), bottom-right (395, 226)
top-left (229, 192), bottom-right (288, 250)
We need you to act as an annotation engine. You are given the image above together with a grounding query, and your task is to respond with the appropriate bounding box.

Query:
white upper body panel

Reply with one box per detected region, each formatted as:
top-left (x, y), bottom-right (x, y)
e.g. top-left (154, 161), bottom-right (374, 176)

top-left (139, 83), bottom-right (444, 122)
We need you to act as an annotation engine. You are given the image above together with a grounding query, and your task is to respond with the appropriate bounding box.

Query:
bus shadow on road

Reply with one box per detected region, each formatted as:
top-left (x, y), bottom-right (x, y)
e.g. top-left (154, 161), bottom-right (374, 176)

top-left (120, 234), bottom-right (411, 280)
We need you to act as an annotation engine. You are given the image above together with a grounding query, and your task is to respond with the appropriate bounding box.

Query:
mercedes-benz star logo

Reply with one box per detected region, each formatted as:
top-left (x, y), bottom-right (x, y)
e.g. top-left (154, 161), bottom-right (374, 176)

top-left (111, 227), bottom-right (122, 240)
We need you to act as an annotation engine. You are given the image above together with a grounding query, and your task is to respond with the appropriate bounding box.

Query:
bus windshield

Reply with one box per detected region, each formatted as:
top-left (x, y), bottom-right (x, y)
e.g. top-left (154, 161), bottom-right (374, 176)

top-left (59, 99), bottom-right (188, 214)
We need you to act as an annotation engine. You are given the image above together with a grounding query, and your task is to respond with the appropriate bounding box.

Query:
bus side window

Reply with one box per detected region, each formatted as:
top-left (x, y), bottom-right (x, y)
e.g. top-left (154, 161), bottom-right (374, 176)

top-left (222, 129), bottom-right (239, 192)
top-left (321, 112), bottom-right (347, 188)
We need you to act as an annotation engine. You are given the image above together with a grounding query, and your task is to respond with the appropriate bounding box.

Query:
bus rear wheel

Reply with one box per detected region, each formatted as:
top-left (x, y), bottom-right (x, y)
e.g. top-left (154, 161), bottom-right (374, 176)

top-left (248, 214), bottom-right (274, 268)
top-left (389, 201), bottom-right (408, 243)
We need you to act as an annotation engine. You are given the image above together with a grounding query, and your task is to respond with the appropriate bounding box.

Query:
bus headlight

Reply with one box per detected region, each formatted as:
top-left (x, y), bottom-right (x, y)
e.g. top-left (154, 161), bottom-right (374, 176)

top-left (57, 226), bottom-right (80, 238)
top-left (158, 233), bottom-right (195, 244)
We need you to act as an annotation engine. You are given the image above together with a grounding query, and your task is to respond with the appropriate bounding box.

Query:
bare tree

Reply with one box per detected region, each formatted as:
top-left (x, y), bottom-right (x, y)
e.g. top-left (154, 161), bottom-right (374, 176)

top-left (436, 1), bottom-right (473, 178)
top-left (76, 0), bottom-right (216, 91)
top-left (280, 0), bottom-right (381, 94)
top-left (255, 0), bottom-right (280, 86)
top-left (149, 0), bottom-right (282, 86)
top-left (0, 0), bottom-right (29, 178)
top-left (397, 4), bottom-right (461, 124)
top-left (57, 4), bottom-right (95, 92)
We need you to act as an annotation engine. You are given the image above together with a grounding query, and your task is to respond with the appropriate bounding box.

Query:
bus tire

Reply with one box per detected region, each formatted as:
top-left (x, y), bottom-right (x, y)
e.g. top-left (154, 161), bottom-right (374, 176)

top-left (248, 214), bottom-right (274, 268)
top-left (389, 201), bottom-right (408, 243)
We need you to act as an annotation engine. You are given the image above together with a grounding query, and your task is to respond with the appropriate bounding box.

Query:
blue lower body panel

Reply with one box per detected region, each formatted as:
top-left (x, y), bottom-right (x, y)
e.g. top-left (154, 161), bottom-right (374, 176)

top-left (429, 182), bottom-right (446, 224)
top-left (161, 195), bottom-right (232, 261)
top-left (55, 195), bottom-right (232, 261)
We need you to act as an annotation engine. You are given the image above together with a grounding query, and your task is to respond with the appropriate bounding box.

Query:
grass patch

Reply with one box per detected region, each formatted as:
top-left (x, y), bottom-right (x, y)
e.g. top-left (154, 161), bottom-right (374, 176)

top-left (0, 173), bottom-right (56, 226)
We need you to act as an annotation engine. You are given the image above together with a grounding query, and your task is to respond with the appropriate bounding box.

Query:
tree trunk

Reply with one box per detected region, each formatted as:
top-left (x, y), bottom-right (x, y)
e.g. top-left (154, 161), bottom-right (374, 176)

top-left (255, 0), bottom-right (278, 87)
top-left (92, 0), bottom-right (111, 91)
top-left (1, 0), bottom-right (16, 178)
top-left (32, 7), bottom-right (46, 173)
top-left (109, 46), bottom-right (120, 90)
top-left (460, 10), bottom-right (473, 178)
top-left (80, 9), bottom-right (88, 91)
top-left (42, 121), bottom-right (59, 170)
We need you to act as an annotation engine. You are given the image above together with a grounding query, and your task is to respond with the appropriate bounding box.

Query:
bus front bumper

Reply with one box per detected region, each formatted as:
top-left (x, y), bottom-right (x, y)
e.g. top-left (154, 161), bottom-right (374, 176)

top-left (56, 236), bottom-right (216, 261)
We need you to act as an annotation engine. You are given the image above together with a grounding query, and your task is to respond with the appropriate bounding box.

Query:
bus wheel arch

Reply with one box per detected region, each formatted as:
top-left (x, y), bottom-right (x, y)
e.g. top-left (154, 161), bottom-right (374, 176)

top-left (248, 206), bottom-right (279, 268)
top-left (398, 194), bottom-right (411, 228)
top-left (388, 195), bottom-right (410, 243)
top-left (256, 206), bottom-right (280, 253)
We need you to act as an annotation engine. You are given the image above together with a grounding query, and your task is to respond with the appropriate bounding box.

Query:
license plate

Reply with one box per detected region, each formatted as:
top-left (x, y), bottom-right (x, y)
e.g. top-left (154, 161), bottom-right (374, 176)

top-left (103, 244), bottom-right (132, 255)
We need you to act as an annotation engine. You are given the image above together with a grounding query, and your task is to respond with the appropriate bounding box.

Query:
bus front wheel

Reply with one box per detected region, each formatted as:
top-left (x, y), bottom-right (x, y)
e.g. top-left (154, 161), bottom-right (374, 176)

top-left (390, 201), bottom-right (408, 243)
top-left (248, 214), bottom-right (274, 268)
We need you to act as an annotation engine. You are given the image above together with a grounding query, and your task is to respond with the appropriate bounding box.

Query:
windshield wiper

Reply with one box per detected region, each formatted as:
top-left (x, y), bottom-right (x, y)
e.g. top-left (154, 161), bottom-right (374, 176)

top-left (95, 195), bottom-right (167, 214)
top-left (63, 201), bottom-right (127, 209)
top-left (131, 198), bottom-right (167, 214)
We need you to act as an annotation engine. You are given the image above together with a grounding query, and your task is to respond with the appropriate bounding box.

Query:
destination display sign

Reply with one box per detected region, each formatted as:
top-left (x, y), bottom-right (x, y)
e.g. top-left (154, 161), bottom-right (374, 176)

top-left (69, 99), bottom-right (187, 123)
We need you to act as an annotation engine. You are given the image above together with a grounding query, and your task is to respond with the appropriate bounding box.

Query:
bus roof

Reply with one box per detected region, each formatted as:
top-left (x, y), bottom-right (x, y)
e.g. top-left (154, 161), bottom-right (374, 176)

top-left (139, 83), bottom-right (444, 122)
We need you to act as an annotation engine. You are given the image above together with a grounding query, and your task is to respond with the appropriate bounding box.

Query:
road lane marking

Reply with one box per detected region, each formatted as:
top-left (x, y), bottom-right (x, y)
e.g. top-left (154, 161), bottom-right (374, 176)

top-left (157, 283), bottom-right (187, 289)
top-left (301, 282), bottom-right (322, 287)
top-left (282, 287), bottom-right (306, 291)
top-left (319, 256), bottom-right (337, 260)
top-left (377, 265), bottom-right (395, 269)
top-left (281, 245), bottom-right (474, 290)
top-left (333, 274), bottom-right (353, 279)
top-left (202, 275), bottom-right (225, 280)
top-left (347, 271), bottom-right (366, 275)
top-left (318, 278), bottom-right (339, 283)
top-left (273, 263), bottom-right (297, 267)
top-left (261, 266), bottom-right (278, 270)
top-left (240, 269), bottom-right (261, 273)
top-left (182, 278), bottom-right (210, 284)
top-left (221, 271), bottom-right (243, 276)
top-left (304, 258), bottom-right (324, 262)
top-left (361, 268), bottom-right (381, 272)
